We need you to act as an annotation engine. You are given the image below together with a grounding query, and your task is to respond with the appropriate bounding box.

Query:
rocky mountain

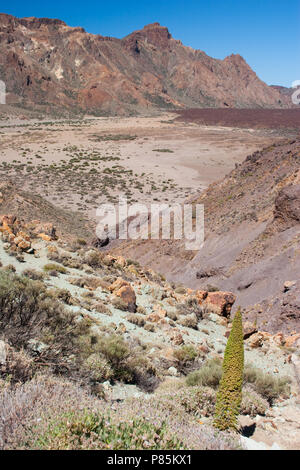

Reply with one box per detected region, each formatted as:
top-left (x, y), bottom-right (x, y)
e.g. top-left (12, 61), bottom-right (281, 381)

top-left (0, 14), bottom-right (291, 115)
top-left (111, 138), bottom-right (300, 334)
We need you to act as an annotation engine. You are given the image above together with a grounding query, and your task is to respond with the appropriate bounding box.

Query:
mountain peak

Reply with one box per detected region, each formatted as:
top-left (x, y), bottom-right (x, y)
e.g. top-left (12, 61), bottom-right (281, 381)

top-left (124, 22), bottom-right (172, 48)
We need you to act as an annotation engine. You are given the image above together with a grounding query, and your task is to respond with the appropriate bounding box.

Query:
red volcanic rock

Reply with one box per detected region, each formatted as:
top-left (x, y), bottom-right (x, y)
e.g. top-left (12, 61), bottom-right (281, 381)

top-left (196, 290), bottom-right (208, 303)
top-left (285, 333), bottom-right (300, 348)
top-left (0, 14), bottom-right (291, 114)
top-left (204, 291), bottom-right (236, 317)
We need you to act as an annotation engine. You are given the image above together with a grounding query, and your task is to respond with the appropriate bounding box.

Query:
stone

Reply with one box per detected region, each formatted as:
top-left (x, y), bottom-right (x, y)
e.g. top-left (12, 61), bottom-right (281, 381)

top-left (0, 340), bottom-right (7, 366)
top-left (247, 332), bottom-right (264, 348)
top-left (273, 333), bottom-right (285, 346)
top-left (170, 332), bottom-right (184, 345)
top-left (37, 233), bottom-right (52, 242)
top-left (145, 313), bottom-right (160, 323)
top-left (168, 366), bottom-right (178, 376)
top-left (27, 339), bottom-right (48, 354)
top-left (283, 280), bottom-right (297, 292)
top-left (203, 291), bottom-right (236, 317)
top-left (196, 290), bottom-right (208, 303)
top-left (285, 333), bottom-right (300, 348)
top-left (17, 239), bottom-right (31, 251)
top-left (115, 285), bottom-right (137, 313)
top-left (109, 277), bottom-right (129, 292)
top-left (243, 321), bottom-right (258, 339)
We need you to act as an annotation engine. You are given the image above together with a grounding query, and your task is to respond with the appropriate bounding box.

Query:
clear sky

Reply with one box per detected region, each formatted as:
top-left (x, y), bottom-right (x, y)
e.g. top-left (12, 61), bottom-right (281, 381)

top-left (1, 0), bottom-right (299, 87)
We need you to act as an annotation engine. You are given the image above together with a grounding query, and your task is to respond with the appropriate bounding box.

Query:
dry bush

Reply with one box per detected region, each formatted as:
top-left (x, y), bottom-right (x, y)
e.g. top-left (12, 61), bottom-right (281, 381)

top-left (178, 314), bottom-right (198, 329)
top-left (93, 301), bottom-right (111, 316)
top-left (111, 297), bottom-right (128, 311)
top-left (176, 297), bottom-right (203, 320)
top-left (243, 363), bottom-right (291, 404)
top-left (126, 314), bottom-right (145, 327)
top-left (22, 268), bottom-right (45, 281)
top-left (240, 386), bottom-right (269, 417)
top-left (43, 263), bottom-right (68, 274)
top-left (0, 345), bottom-right (35, 384)
top-left (0, 374), bottom-right (239, 450)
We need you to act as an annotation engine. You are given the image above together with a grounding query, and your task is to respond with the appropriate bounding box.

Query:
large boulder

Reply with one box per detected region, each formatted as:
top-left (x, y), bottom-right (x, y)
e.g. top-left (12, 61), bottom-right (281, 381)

top-left (274, 184), bottom-right (300, 228)
top-left (201, 291), bottom-right (236, 317)
top-left (114, 285), bottom-right (137, 313)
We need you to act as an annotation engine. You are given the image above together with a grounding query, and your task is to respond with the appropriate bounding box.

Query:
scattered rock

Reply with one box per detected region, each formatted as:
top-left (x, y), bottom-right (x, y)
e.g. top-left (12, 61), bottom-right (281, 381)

top-left (167, 366), bottom-right (178, 376)
top-left (247, 332), bottom-right (264, 348)
top-left (284, 281), bottom-right (297, 293)
top-left (243, 321), bottom-right (258, 339)
top-left (114, 285), bottom-right (137, 313)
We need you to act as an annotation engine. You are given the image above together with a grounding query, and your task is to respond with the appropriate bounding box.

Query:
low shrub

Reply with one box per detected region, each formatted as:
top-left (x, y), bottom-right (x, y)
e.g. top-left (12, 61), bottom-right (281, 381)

top-left (25, 410), bottom-right (184, 450)
top-left (186, 357), bottom-right (222, 388)
top-left (112, 297), bottom-right (128, 311)
top-left (176, 297), bottom-right (203, 320)
top-left (175, 386), bottom-right (216, 417)
top-left (43, 263), bottom-right (67, 274)
top-left (243, 363), bottom-right (290, 404)
top-left (178, 314), bottom-right (198, 329)
top-left (126, 314), bottom-right (145, 327)
top-left (22, 268), bottom-right (45, 281)
top-left (173, 345), bottom-right (198, 364)
top-left (240, 386), bottom-right (269, 417)
top-left (82, 354), bottom-right (113, 382)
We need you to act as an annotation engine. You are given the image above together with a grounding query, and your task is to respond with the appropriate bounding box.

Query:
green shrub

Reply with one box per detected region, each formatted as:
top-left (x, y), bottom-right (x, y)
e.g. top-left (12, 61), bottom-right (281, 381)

top-left (83, 354), bottom-right (113, 382)
top-left (43, 263), bottom-right (67, 274)
top-left (0, 271), bottom-right (91, 375)
top-left (243, 363), bottom-right (290, 404)
top-left (186, 357), bottom-right (222, 388)
top-left (32, 410), bottom-right (183, 450)
top-left (214, 308), bottom-right (244, 431)
top-left (173, 345), bottom-right (198, 364)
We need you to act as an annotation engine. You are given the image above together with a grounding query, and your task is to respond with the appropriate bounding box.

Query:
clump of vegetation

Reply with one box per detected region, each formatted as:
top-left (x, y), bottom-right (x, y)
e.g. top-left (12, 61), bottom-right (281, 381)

top-left (178, 314), bottom-right (198, 329)
top-left (22, 268), bottom-right (45, 281)
top-left (173, 345), bottom-right (198, 365)
top-left (93, 301), bottom-right (111, 316)
top-left (111, 297), bottom-right (129, 311)
top-left (31, 410), bottom-right (183, 450)
top-left (240, 386), bottom-right (269, 417)
top-left (152, 148), bottom-right (174, 153)
top-left (176, 297), bottom-right (203, 320)
top-left (243, 363), bottom-right (290, 404)
top-left (186, 357), bottom-right (222, 388)
top-left (83, 250), bottom-right (102, 268)
top-left (174, 286), bottom-right (186, 294)
top-left (175, 387), bottom-right (216, 418)
top-left (79, 334), bottom-right (157, 389)
top-left (126, 314), bottom-right (145, 327)
top-left (214, 308), bottom-right (244, 431)
top-left (0, 271), bottom-right (90, 372)
top-left (43, 263), bottom-right (68, 274)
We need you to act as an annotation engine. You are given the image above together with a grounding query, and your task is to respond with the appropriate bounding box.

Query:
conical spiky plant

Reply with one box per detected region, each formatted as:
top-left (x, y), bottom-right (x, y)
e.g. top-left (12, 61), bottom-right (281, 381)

top-left (213, 307), bottom-right (244, 431)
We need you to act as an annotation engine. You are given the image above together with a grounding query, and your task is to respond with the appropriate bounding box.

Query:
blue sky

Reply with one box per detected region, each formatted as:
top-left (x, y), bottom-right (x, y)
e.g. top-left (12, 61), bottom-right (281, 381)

top-left (1, 0), bottom-right (299, 87)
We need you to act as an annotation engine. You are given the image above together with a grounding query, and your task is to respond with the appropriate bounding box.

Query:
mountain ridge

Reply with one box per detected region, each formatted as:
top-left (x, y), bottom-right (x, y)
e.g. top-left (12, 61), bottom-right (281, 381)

top-left (0, 14), bottom-right (292, 114)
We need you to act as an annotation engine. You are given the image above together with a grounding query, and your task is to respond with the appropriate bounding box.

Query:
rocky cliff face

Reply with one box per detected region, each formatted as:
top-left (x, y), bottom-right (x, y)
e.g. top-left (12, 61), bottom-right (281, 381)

top-left (0, 14), bottom-right (290, 114)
